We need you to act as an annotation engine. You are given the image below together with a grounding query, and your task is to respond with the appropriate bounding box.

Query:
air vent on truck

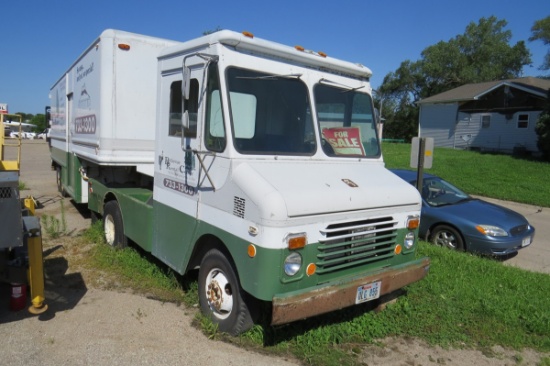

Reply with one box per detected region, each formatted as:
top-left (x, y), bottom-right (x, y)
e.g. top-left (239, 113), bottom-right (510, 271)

top-left (233, 196), bottom-right (246, 218)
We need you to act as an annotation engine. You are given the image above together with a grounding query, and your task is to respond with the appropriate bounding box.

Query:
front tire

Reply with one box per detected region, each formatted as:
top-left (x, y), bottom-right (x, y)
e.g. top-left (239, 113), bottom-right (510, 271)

top-left (198, 249), bottom-right (253, 335)
top-left (103, 200), bottom-right (127, 249)
top-left (430, 225), bottom-right (464, 251)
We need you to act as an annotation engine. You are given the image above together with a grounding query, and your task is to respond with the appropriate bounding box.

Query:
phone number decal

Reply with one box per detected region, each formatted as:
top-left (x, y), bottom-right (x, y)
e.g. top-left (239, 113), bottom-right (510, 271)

top-left (163, 178), bottom-right (196, 196)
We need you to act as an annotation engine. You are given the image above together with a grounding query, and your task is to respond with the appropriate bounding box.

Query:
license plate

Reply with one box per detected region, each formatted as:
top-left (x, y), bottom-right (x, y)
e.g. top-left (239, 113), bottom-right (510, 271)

top-left (522, 236), bottom-right (532, 247)
top-left (355, 281), bottom-right (381, 304)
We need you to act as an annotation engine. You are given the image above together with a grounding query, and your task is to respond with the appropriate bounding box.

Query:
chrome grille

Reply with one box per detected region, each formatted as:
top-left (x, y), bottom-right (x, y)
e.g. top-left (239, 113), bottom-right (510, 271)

top-left (316, 216), bottom-right (398, 274)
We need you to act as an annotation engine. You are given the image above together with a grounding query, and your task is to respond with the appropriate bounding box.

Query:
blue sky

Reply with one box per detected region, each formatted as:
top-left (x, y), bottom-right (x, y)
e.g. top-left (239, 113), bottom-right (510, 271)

top-left (1, 0), bottom-right (548, 115)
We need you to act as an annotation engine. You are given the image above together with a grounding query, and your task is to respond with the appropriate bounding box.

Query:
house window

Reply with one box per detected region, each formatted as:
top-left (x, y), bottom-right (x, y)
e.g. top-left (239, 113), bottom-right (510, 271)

top-left (517, 114), bottom-right (529, 129)
top-left (481, 115), bottom-right (491, 128)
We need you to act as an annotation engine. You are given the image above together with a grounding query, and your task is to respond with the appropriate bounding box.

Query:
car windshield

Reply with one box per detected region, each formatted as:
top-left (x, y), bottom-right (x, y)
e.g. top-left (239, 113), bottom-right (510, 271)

top-left (421, 177), bottom-right (471, 207)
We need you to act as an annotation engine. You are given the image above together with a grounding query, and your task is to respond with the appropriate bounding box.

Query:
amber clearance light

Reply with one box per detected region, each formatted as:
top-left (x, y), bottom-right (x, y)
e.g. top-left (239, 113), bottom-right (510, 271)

top-left (287, 233), bottom-right (307, 250)
top-left (407, 216), bottom-right (420, 230)
top-left (118, 43), bottom-right (130, 51)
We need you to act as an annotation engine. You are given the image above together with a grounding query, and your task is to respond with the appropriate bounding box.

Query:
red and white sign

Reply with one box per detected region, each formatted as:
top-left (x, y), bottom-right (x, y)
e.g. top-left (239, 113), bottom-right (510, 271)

top-left (322, 127), bottom-right (366, 156)
top-left (0, 103), bottom-right (8, 114)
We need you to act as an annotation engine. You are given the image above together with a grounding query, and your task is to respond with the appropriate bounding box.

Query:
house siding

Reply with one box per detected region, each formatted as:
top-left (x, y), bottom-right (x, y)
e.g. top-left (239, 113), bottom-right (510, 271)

top-left (419, 103), bottom-right (457, 148)
top-left (420, 104), bottom-right (541, 154)
top-left (466, 111), bottom-right (540, 153)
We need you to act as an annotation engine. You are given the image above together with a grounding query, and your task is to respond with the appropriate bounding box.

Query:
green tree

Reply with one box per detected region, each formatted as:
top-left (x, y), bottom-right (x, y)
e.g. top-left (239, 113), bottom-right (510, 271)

top-left (535, 90), bottom-right (550, 160)
top-left (529, 16), bottom-right (550, 71)
top-left (379, 16), bottom-right (531, 141)
top-left (30, 114), bottom-right (47, 132)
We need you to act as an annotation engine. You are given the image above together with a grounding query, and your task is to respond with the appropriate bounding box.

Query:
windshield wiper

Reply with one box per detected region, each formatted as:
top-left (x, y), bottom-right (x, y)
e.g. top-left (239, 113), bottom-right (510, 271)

top-left (319, 78), bottom-right (365, 92)
top-left (237, 73), bottom-right (303, 80)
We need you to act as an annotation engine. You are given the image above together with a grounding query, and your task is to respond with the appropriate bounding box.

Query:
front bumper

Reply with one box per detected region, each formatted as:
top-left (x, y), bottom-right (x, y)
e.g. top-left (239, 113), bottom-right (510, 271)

top-left (271, 256), bottom-right (430, 325)
top-left (465, 227), bottom-right (536, 256)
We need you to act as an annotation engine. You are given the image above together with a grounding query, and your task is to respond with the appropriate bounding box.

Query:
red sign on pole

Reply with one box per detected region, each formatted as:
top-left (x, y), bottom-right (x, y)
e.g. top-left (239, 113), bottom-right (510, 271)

top-left (322, 127), bottom-right (366, 156)
top-left (0, 104), bottom-right (8, 114)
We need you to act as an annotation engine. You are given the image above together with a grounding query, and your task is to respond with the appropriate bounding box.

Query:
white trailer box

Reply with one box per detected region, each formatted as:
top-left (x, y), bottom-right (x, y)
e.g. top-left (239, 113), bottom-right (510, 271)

top-left (50, 30), bottom-right (180, 177)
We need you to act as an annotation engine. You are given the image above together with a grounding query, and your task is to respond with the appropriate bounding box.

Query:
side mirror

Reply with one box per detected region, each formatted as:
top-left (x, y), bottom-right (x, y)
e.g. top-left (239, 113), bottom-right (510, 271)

top-left (182, 66), bottom-right (191, 100)
top-left (182, 110), bottom-right (189, 134)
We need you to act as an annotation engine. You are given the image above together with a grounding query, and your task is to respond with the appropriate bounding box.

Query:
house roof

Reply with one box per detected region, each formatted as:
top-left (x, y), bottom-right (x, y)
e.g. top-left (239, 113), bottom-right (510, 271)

top-left (417, 77), bottom-right (550, 104)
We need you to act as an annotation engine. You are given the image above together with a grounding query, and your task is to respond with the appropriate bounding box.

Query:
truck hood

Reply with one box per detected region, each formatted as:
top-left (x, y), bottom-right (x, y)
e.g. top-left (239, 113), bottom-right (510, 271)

top-left (232, 161), bottom-right (420, 220)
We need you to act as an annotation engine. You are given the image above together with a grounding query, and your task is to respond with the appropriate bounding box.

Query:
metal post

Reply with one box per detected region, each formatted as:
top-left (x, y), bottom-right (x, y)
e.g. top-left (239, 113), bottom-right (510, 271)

top-left (416, 138), bottom-right (425, 194)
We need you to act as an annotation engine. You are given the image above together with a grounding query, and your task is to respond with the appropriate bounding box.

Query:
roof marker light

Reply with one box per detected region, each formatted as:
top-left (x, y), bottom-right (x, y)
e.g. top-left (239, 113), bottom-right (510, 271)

top-left (118, 44), bottom-right (130, 51)
top-left (242, 31), bottom-right (254, 38)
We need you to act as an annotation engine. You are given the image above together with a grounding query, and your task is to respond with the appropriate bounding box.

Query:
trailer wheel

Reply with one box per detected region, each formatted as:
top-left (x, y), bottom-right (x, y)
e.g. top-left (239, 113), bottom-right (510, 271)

top-left (103, 201), bottom-right (127, 248)
top-left (198, 249), bottom-right (253, 335)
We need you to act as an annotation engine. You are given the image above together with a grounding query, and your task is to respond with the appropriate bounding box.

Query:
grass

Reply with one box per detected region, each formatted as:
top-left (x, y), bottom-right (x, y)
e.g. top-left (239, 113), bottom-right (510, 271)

top-left (82, 221), bottom-right (192, 305)
top-left (41, 200), bottom-right (67, 239)
top-left (382, 142), bottom-right (550, 207)
top-left (74, 146), bottom-right (550, 365)
top-left (82, 221), bottom-right (550, 366)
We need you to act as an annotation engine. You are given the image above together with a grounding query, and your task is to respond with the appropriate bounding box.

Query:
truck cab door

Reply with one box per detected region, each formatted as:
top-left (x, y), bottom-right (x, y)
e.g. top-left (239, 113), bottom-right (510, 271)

top-left (152, 59), bottom-right (205, 270)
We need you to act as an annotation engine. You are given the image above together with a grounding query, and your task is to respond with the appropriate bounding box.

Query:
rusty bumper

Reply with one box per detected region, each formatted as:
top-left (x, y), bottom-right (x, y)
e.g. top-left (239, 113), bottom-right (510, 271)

top-left (271, 256), bottom-right (430, 325)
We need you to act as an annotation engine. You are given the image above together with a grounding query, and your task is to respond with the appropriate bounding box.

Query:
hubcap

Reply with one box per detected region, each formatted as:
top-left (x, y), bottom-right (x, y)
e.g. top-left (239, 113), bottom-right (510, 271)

top-left (104, 215), bottom-right (115, 246)
top-left (205, 268), bottom-right (233, 320)
top-left (435, 231), bottom-right (457, 249)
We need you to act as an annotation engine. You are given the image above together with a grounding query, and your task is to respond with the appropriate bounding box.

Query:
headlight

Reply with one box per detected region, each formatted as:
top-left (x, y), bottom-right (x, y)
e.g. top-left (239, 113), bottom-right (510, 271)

top-left (284, 252), bottom-right (302, 276)
top-left (404, 231), bottom-right (415, 249)
top-left (476, 225), bottom-right (508, 237)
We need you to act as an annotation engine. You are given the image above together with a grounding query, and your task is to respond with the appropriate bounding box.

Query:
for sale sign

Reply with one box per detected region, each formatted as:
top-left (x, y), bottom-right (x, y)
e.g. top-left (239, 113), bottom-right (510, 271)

top-left (0, 103), bottom-right (7, 114)
top-left (322, 127), bottom-right (366, 156)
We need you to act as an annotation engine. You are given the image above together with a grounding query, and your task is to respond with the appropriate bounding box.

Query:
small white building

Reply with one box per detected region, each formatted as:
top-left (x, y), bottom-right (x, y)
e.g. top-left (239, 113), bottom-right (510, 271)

top-left (418, 77), bottom-right (550, 154)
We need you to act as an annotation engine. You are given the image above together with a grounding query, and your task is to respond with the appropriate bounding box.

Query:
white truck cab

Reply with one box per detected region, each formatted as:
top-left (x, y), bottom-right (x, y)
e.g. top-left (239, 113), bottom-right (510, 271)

top-left (50, 30), bottom-right (429, 335)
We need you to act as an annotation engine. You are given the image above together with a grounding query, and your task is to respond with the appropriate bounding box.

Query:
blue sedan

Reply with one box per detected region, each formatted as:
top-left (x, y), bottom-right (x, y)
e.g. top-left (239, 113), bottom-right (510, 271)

top-left (391, 169), bottom-right (535, 256)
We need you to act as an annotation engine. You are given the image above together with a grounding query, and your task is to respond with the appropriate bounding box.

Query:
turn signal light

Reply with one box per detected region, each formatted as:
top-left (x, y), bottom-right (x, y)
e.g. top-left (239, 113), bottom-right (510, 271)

top-left (407, 216), bottom-right (420, 230)
top-left (306, 263), bottom-right (316, 276)
top-left (394, 244), bottom-right (402, 255)
top-left (287, 233), bottom-right (307, 250)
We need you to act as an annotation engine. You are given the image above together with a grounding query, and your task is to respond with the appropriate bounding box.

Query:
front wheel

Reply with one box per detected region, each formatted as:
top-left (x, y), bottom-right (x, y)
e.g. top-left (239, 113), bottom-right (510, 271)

top-left (430, 225), bottom-right (464, 251)
top-left (103, 200), bottom-right (127, 249)
top-left (198, 249), bottom-right (253, 335)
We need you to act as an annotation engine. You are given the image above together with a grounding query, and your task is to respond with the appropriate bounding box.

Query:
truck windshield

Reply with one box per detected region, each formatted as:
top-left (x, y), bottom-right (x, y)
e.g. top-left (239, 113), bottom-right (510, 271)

top-left (314, 83), bottom-right (380, 157)
top-left (227, 67), bottom-right (316, 155)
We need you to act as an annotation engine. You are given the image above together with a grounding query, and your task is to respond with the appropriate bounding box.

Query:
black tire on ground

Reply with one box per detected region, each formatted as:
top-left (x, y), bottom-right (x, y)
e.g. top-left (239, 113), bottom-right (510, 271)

top-left (103, 200), bottom-right (128, 249)
top-left (198, 248), bottom-right (254, 335)
top-left (430, 225), bottom-right (465, 251)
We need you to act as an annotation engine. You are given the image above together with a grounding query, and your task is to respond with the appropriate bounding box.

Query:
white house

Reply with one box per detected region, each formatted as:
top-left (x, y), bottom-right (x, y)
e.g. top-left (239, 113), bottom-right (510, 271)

top-left (418, 77), bottom-right (550, 154)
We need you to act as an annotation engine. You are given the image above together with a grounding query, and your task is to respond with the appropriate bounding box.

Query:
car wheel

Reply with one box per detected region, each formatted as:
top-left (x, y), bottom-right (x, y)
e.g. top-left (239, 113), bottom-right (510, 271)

top-left (198, 248), bottom-right (254, 335)
top-left (103, 200), bottom-right (128, 248)
top-left (430, 225), bottom-right (465, 251)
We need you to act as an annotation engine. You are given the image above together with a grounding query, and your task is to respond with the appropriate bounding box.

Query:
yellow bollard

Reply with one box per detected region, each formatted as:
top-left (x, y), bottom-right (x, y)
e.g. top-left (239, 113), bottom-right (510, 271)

top-left (23, 197), bottom-right (48, 314)
top-left (27, 232), bottom-right (48, 314)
